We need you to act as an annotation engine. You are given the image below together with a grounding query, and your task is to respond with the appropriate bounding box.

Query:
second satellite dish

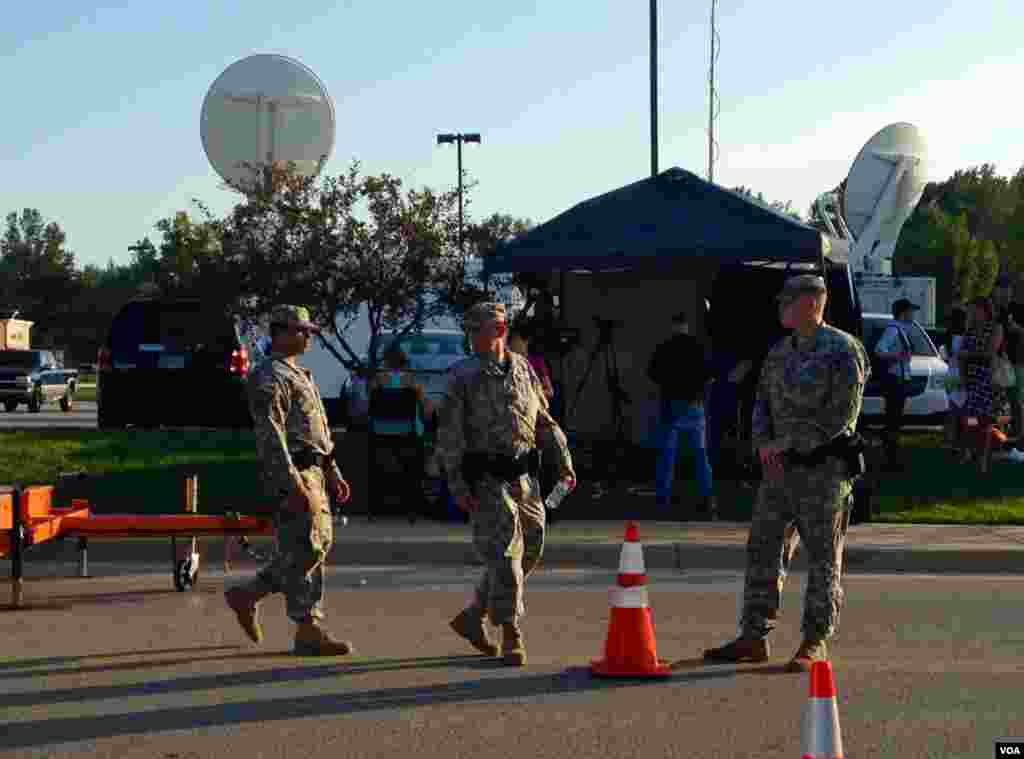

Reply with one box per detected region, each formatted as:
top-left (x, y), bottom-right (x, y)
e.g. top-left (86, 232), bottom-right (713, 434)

top-left (200, 54), bottom-right (336, 194)
top-left (843, 122), bottom-right (929, 243)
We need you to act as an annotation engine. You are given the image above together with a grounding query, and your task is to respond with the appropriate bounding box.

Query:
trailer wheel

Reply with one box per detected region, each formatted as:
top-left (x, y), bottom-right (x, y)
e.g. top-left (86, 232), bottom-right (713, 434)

top-left (174, 557), bottom-right (199, 592)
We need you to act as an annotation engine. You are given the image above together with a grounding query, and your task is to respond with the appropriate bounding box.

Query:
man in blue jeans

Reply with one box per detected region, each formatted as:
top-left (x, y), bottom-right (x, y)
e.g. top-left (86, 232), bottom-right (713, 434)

top-left (647, 312), bottom-right (717, 519)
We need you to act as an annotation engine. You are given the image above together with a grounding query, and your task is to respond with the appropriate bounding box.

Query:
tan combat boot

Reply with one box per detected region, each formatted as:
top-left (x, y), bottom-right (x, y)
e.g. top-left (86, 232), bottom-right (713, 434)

top-left (784, 639), bottom-right (828, 673)
top-left (702, 637), bottom-right (770, 663)
top-left (449, 607), bottom-right (499, 656)
top-left (294, 622), bottom-right (355, 657)
top-left (224, 587), bottom-right (264, 644)
top-left (501, 623), bottom-right (527, 667)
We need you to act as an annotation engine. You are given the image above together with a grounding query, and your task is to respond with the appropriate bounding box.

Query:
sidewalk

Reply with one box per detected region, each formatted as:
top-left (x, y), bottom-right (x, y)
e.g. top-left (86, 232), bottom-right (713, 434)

top-left (8, 519), bottom-right (1024, 576)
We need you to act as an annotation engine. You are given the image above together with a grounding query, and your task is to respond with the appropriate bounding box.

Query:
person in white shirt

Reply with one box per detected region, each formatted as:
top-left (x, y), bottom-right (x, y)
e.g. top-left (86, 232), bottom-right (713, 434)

top-left (873, 298), bottom-right (919, 464)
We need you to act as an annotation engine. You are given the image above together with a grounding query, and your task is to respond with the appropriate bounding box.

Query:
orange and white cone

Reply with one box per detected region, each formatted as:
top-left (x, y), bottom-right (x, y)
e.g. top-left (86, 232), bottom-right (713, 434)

top-left (801, 660), bottom-right (844, 759)
top-left (591, 522), bottom-right (672, 678)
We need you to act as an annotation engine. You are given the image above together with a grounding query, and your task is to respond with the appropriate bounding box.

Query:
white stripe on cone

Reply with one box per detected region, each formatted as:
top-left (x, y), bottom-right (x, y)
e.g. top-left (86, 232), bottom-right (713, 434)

top-left (610, 586), bottom-right (650, 609)
top-left (801, 697), bottom-right (844, 759)
top-left (618, 542), bottom-right (646, 574)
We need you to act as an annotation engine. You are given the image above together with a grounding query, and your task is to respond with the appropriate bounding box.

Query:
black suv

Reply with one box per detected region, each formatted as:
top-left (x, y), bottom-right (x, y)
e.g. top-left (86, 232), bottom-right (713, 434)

top-left (97, 298), bottom-right (252, 429)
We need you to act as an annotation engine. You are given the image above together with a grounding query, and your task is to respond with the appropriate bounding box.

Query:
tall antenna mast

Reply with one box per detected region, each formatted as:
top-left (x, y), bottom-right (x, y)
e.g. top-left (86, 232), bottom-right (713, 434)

top-left (650, 0), bottom-right (659, 177)
top-left (707, 0), bottom-right (720, 183)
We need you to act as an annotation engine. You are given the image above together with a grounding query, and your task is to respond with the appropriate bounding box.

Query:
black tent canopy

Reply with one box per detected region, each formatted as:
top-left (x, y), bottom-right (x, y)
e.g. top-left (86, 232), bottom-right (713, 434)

top-left (484, 167), bottom-right (830, 277)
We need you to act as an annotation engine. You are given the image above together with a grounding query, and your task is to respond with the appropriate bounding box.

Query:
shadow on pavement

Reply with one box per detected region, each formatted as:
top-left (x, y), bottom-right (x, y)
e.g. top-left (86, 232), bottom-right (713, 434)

top-left (0, 645), bottom-right (244, 675)
top-left (671, 656), bottom-right (799, 677)
top-left (18, 588), bottom-right (192, 608)
top-left (0, 600), bottom-right (76, 613)
top-left (0, 652), bottom-right (494, 690)
top-left (1, 664), bottom-right (735, 748)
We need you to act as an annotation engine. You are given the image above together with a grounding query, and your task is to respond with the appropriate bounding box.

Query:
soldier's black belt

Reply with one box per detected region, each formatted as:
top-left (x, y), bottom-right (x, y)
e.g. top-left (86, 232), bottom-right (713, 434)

top-left (292, 449), bottom-right (331, 471)
top-left (783, 432), bottom-right (866, 477)
top-left (462, 449), bottom-right (541, 488)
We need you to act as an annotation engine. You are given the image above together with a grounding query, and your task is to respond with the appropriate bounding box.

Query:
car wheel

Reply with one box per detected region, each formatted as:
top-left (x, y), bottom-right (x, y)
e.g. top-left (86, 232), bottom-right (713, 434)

top-left (174, 557), bottom-right (199, 592)
top-left (60, 393), bottom-right (74, 413)
top-left (3, 400), bottom-right (16, 413)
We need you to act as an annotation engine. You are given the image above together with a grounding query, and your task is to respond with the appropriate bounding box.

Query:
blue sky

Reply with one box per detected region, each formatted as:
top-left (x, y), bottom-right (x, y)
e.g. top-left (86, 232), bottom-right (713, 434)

top-left (1, 0), bottom-right (1020, 270)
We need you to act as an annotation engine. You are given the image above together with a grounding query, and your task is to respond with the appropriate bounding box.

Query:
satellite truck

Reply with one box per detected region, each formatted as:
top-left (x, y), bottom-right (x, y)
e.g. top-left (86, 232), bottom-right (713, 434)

top-left (813, 122), bottom-right (937, 328)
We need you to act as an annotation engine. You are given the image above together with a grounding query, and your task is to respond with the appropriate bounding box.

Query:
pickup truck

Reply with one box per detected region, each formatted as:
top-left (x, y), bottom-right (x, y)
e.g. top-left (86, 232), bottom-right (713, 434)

top-left (0, 349), bottom-right (78, 413)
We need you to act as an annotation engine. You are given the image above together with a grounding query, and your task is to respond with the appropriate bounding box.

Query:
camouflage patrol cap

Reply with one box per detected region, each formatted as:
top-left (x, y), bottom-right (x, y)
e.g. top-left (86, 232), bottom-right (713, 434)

top-left (776, 274), bottom-right (827, 303)
top-left (464, 302), bottom-right (507, 332)
top-left (269, 305), bottom-right (321, 333)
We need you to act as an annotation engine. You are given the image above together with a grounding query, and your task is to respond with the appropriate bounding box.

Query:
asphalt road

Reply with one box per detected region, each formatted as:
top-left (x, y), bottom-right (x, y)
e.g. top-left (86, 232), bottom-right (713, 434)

top-left (1, 566), bottom-right (1021, 758)
top-left (0, 401), bottom-right (97, 430)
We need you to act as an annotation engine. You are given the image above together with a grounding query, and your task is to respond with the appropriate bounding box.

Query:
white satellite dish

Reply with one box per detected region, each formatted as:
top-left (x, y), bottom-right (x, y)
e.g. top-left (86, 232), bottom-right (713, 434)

top-left (200, 54), bottom-right (336, 194)
top-left (841, 122), bottom-right (929, 275)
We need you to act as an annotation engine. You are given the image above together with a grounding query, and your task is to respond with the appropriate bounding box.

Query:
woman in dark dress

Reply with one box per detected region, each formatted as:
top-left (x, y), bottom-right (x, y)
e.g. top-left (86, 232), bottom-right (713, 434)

top-left (960, 297), bottom-right (1007, 473)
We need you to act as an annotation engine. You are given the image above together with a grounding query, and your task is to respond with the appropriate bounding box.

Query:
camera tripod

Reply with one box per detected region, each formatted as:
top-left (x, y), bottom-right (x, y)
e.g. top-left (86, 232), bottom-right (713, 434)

top-left (567, 317), bottom-right (632, 485)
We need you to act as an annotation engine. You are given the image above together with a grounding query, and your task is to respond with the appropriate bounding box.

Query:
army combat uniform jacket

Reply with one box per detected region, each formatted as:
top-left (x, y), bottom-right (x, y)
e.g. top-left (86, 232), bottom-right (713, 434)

top-left (435, 352), bottom-right (574, 499)
top-left (751, 324), bottom-right (870, 457)
top-left (248, 354), bottom-right (342, 500)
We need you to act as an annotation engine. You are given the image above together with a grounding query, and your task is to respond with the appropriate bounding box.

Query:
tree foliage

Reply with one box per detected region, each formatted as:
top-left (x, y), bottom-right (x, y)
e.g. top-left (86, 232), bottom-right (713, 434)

top-left (894, 162), bottom-right (1024, 321)
top-left (217, 161), bottom-right (468, 374)
top-left (0, 209), bottom-right (83, 344)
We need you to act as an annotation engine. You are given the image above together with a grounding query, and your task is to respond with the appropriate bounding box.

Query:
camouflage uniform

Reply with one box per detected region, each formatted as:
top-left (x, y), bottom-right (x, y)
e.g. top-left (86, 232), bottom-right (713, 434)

top-left (739, 276), bottom-right (869, 647)
top-left (236, 306), bottom-right (342, 625)
top-left (436, 304), bottom-right (575, 630)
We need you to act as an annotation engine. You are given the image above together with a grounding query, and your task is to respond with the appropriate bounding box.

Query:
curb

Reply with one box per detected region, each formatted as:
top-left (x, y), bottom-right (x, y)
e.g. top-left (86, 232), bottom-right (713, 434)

top-left (5, 537), bottom-right (1024, 576)
top-left (325, 540), bottom-right (1024, 575)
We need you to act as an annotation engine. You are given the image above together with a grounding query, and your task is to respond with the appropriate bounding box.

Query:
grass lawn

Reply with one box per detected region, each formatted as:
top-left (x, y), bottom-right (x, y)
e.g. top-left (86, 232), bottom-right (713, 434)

top-left (0, 429), bottom-right (266, 515)
top-left (868, 432), bottom-right (1024, 525)
top-left (3, 430), bottom-right (1024, 524)
top-left (74, 386), bottom-right (96, 403)
top-left (625, 431), bottom-right (1024, 525)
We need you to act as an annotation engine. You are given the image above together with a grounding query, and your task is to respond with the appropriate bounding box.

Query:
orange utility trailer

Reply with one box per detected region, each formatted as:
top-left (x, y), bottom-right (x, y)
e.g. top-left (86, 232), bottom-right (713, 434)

top-left (1, 483), bottom-right (274, 608)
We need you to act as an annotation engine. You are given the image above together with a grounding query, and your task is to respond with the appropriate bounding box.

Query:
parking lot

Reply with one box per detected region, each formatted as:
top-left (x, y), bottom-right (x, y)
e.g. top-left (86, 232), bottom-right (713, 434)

top-left (0, 401), bottom-right (98, 430)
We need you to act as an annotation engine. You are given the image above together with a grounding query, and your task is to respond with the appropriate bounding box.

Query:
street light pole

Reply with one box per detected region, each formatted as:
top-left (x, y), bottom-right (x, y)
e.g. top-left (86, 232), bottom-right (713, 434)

top-left (436, 132), bottom-right (481, 253)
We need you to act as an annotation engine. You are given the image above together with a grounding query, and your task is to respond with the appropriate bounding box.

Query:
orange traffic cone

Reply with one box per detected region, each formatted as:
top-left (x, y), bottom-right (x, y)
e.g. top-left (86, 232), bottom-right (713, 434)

top-left (591, 522), bottom-right (672, 678)
top-left (801, 660), bottom-right (844, 759)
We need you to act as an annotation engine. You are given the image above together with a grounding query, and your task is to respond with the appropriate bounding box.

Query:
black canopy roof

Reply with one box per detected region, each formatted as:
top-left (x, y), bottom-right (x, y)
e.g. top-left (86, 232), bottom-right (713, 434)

top-left (484, 167), bottom-right (829, 276)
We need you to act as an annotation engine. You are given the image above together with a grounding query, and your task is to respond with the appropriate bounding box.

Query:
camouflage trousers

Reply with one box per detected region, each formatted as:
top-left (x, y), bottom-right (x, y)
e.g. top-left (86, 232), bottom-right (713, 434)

top-left (740, 458), bottom-right (852, 643)
top-left (240, 467), bottom-right (334, 624)
top-left (470, 474), bottom-right (546, 626)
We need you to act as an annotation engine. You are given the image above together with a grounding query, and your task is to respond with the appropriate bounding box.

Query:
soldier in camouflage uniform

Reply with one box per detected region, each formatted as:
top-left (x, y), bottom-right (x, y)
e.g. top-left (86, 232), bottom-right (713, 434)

top-left (225, 305), bottom-right (355, 657)
top-left (704, 275), bottom-right (869, 672)
top-left (436, 302), bottom-right (575, 666)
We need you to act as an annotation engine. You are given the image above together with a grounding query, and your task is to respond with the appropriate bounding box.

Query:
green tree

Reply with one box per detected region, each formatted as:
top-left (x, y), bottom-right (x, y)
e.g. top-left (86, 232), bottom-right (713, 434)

top-left (0, 209), bottom-right (84, 345)
top-left (456, 212), bottom-right (536, 323)
top-left (129, 210), bottom-right (237, 303)
top-left (218, 161), bottom-right (466, 376)
top-left (942, 211), bottom-right (999, 304)
top-left (1001, 166), bottom-right (1024, 279)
